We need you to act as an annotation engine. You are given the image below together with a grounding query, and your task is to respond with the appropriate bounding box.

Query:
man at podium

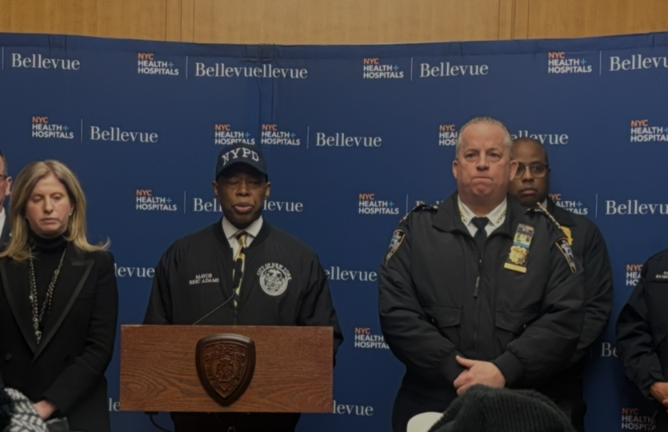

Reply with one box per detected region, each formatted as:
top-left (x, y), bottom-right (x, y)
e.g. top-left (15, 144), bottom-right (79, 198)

top-left (144, 143), bottom-right (343, 432)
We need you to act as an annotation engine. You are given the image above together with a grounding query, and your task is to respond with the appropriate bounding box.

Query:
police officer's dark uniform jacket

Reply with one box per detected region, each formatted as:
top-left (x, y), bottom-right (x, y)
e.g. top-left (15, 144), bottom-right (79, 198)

top-left (617, 248), bottom-right (668, 426)
top-left (379, 193), bottom-right (584, 432)
top-left (535, 199), bottom-right (613, 430)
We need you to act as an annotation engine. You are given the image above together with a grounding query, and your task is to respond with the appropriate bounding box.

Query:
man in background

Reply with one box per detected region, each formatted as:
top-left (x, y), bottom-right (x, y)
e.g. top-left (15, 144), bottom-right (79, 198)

top-left (0, 150), bottom-right (12, 243)
top-left (508, 137), bottom-right (614, 432)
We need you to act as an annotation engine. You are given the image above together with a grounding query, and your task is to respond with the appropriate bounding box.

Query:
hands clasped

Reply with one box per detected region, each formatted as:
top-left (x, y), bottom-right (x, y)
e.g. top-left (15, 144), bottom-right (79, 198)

top-left (453, 355), bottom-right (507, 396)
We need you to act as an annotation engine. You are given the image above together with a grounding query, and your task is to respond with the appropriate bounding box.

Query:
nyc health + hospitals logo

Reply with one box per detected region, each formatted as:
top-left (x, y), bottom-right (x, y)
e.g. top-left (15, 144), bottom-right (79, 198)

top-left (358, 193), bottom-right (400, 216)
top-left (438, 124), bottom-right (458, 147)
top-left (549, 193), bottom-right (589, 216)
top-left (362, 58), bottom-right (404, 79)
top-left (261, 124), bottom-right (301, 146)
top-left (547, 52), bottom-right (592, 74)
top-left (629, 119), bottom-right (668, 142)
top-left (135, 189), bottom-right (178, 212)
top-left (137, 53), bottom-right (180, 76)
top-left (353, 328), bottom-right (389, 350)
top-left (625, 263), bottom-right (643, 287)
top-left (620, 407), bottom-right (656, 431)
top-left (214, 124), bottom-right (255, 146)
top-left (31, 116), bottom-right (74, 140)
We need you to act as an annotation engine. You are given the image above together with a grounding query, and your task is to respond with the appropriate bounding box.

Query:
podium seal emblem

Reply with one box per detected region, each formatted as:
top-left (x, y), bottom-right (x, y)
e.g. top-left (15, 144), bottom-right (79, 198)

top-left (196, 334), bottom-right (256, 406)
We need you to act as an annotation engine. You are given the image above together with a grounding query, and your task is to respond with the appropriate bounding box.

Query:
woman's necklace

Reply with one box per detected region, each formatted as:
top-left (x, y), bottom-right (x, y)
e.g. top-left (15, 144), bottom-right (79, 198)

top-left (28, 247), bottom-right (67, 344)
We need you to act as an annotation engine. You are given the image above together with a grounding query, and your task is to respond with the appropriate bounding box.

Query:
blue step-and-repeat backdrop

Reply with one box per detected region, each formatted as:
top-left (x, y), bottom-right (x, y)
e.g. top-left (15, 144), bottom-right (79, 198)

top-left (1, 31), bottom-right (666, 431)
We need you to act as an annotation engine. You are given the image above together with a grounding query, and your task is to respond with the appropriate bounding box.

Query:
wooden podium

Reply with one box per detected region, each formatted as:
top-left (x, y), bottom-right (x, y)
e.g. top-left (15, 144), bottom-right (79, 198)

top-left (120, 325), bottom-right (333, 413)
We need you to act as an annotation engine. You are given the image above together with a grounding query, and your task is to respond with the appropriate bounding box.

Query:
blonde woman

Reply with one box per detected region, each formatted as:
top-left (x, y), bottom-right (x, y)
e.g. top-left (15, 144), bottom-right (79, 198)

top-left (0, 160), bottom-right (118, 432)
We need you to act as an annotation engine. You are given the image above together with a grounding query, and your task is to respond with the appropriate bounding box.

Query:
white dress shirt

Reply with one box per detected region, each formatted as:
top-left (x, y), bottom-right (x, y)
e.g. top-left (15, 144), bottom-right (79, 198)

top-left (458, 197), bottom-right (507, 237)
top-left (222, 216), bottom-right (263, 257)
top-left (0, 208), bottom-right (6, 239)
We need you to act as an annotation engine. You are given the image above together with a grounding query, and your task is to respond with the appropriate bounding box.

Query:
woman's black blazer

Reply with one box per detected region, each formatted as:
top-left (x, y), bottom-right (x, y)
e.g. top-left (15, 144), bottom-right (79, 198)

top-left (0, 245), bottom-right (118, 432)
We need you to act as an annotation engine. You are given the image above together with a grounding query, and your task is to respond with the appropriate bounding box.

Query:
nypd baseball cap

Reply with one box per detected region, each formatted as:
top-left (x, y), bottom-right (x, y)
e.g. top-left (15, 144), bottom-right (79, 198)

top-left (215, 143), bottom-right (268, 179)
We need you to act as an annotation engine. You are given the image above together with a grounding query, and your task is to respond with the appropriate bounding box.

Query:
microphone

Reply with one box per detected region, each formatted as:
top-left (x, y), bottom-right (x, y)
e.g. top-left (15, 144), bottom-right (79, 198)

top-left (192, 295), bottom-right (235, 325)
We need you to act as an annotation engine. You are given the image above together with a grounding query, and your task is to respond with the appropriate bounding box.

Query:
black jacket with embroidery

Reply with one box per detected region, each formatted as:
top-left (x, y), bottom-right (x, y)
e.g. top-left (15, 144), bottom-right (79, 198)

top-left (144, 219), bottom-right (343, 355)
top-left (617, 249), bottom-right (668, 400)
top-left (378, 193), bottom-right (584, 406)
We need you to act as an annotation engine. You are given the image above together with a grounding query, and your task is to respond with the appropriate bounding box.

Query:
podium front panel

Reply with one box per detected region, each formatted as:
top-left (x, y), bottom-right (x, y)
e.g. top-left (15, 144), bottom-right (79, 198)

top-left (120, 325), bottom-right (333, 413)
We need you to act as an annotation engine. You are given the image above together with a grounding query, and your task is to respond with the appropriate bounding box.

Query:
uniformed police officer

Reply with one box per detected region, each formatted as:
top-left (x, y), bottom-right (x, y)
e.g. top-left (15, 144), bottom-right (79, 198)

top-left (617, 249), bottom-right (668, 430)
top-left (508, 138), bottom-right (614, 432)
top-left (144, 143), bottom-right (343, 432)
top-left (378, 117), bottom-right (584, 432)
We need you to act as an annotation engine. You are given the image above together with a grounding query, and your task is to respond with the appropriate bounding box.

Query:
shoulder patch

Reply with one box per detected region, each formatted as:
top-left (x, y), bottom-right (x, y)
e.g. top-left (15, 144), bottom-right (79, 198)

top-left (401, 202), bottom-right (438, 223)
top-left (556, 238), bottom-right (578, 274)
top-left (385, 229), bottom-right (406, 264)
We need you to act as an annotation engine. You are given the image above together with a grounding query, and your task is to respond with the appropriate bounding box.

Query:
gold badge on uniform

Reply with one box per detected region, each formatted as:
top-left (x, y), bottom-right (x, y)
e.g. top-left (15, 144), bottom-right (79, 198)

top-left (504, 224), bottom-right (534, 274)
top-left (561, 226), bottom-right (573, 245)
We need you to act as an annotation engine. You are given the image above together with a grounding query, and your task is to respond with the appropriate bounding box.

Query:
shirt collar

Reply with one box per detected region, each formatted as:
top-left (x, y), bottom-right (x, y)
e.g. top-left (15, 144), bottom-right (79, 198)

top-left (222, 216), bottom-right (263, 240)
top-left (458, 197), bottom-right (507, 228)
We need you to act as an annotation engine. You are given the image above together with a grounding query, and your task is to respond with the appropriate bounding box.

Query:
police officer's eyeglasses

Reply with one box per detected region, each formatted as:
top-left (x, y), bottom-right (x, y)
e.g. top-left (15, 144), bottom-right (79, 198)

top-left (515, 163), bottom-right (549, 178)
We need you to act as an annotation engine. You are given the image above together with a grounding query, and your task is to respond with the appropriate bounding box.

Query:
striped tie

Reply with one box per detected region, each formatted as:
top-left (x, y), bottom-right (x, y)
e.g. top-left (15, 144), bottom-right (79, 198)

top-left (232, 231), bottom-right (248, 309)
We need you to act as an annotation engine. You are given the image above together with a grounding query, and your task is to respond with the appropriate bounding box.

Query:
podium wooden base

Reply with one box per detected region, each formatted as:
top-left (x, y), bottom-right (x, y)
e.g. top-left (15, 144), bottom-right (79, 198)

top-left (120, 325), bottom-right (333, 413)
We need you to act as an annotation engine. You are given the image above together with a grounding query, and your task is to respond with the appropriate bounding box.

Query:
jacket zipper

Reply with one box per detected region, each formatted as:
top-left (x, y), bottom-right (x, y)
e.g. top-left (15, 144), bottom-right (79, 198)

top-left (472, 230), bottom-right (509, 356)
top-left (473, 240), bottom-right (483, 356)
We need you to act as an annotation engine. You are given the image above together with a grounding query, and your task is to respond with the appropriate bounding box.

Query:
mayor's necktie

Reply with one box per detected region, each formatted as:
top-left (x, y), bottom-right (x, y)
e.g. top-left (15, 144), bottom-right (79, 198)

top-left (232, 231), bottom-right (248, 309)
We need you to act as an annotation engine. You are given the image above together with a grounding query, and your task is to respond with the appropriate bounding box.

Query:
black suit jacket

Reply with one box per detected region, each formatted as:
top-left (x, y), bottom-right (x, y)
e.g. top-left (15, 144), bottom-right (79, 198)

top-left (0, 245), bottom-right (118, 432)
